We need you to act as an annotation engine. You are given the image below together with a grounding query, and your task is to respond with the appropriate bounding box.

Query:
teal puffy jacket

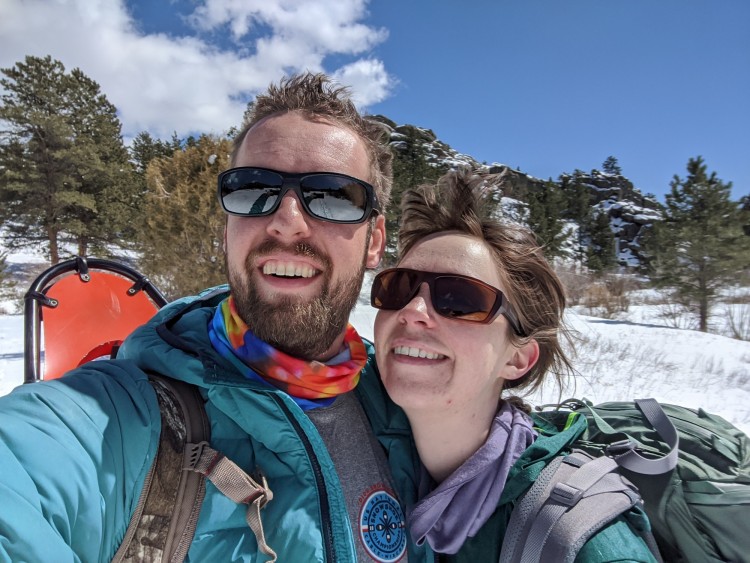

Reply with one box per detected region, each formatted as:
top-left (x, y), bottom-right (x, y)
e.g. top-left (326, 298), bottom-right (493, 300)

top-left (0, 287), bottom-right (431, 562)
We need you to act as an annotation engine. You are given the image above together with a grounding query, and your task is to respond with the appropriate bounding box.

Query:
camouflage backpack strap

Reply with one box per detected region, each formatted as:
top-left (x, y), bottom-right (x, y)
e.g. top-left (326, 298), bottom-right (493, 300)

top-left (112, 374), bottom-right (210, 563)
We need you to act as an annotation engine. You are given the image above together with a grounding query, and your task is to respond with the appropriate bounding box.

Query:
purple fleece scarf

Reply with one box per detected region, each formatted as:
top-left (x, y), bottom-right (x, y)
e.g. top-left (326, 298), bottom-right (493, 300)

top-left (408, 400), bottom-right (537, 554)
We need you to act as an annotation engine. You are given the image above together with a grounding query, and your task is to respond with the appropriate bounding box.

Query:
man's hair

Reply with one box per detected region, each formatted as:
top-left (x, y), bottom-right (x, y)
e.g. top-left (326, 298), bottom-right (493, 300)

top-left (231, 72), bottom-right (393, 209)
top-left (398, 166), bottom-right (573, 396)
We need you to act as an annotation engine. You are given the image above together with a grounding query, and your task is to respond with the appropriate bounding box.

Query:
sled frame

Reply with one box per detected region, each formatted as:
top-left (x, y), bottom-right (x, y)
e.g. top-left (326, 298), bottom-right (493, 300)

top-left (23, 256), bottom-right (168, 383)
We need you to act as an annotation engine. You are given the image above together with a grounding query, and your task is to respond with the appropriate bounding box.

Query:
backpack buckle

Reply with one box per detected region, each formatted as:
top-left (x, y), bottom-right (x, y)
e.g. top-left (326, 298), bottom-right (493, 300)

top-left (606, 439), bottom-right (636, 457)
top-left (550, 482), bottom-right (584, 506)
top-left (184, 441), bottom-right (210, 471)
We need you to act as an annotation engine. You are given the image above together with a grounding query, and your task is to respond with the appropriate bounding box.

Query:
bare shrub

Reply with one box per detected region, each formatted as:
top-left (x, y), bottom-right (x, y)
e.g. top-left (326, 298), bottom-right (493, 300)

top-left (0, 255), bottom-right (20, 315)
top-left (582, 283), bottom-right (616, 318)
top-left (727, 304), bottom-right (750, 341)
top-left (554, 263), bottom-right (589, 306)
top-left (581, 274), bottom-right (633, 319)
top-left (604, 273), bottom-right (638, 305)
top-left (657, 298), bottom-right (699, 330)
top-left (555, 264), bottom-right (638, 318)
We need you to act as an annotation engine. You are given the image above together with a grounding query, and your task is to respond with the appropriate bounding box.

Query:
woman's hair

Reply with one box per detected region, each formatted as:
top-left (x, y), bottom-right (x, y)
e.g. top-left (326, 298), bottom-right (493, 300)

top-left (398, 166), bottom-right (573, 397)
top-left (231, 72), bottom-right (393, 209)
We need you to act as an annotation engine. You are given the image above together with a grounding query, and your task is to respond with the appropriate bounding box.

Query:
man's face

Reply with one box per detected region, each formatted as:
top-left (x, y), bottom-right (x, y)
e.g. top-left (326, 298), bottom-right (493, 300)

top-left (225, 112), bottom-right (385, 360)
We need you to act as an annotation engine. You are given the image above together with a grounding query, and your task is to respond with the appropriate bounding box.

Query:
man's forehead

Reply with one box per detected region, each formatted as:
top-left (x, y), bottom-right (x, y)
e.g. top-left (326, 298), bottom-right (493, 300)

top-left (236, 112), bottom-right (371, 179)
top-left (245, 111), bottom-right (345, 138)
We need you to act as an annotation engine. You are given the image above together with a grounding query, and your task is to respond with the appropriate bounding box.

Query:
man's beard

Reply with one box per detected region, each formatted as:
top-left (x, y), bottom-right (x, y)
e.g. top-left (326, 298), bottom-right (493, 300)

top-left (227, 238), bottom-right (368, 359)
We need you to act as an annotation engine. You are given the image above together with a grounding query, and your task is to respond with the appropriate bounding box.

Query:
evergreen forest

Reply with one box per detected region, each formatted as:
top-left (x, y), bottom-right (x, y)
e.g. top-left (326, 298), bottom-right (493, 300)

top-left (2, 56), bottom-right (749, 337)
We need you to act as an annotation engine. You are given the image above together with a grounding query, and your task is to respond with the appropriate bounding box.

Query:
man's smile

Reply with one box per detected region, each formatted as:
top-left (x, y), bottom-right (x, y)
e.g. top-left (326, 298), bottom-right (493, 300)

top-left (261, 260), bottom-right (319, 279)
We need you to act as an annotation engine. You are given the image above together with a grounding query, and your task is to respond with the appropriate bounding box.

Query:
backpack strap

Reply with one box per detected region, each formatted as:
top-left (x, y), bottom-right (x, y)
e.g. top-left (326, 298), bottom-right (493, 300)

top-left (500, 450), bottom-right (652, 563)
top-left (113, 374), bottom-right (210, 563)
top-left (572, 398), bottom-right (680, 475)
top-left (184, 442), bottom-right (277, 562)
top-left (613, 399), bottom-right (680, 475)
top-left (112, 374), bottom-right (278, 562)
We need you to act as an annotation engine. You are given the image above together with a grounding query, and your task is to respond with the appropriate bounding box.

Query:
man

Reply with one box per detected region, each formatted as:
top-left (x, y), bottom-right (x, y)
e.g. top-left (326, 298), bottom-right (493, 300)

top-left (0, 74), bottom-right (427, 562)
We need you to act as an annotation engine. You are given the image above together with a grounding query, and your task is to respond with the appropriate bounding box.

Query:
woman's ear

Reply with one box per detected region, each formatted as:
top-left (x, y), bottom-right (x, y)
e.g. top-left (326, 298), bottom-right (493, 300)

top-left (504, 339), bottom-right (540, 381)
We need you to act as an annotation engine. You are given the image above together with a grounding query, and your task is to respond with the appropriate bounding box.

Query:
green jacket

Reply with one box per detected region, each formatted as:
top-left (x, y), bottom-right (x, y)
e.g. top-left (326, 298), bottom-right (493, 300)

top-left (442, 413), bottom-right (658, 562)
top-left (0, 287), bottom-right (430, 562)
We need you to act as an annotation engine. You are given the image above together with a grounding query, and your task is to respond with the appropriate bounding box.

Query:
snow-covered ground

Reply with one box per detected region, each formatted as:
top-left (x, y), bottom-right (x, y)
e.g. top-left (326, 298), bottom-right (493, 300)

top-left (2, 264), bottom-right (749, 435)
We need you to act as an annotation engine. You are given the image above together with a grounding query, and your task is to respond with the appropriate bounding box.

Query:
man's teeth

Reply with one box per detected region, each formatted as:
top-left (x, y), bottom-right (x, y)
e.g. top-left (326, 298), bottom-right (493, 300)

top-left (263, 262), bottom-right (316, 278)
top-left (394, 346), bottom-right (443, 360)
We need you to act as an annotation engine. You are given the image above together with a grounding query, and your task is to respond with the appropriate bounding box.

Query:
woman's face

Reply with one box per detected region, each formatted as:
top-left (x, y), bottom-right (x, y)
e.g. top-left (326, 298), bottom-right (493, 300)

top-left (374, 232), bottom-right (530, 417)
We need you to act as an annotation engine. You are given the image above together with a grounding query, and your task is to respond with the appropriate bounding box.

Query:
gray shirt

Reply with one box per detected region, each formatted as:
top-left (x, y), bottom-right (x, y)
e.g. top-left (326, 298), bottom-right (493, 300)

top-left (308, 391), bottom-right (408, 562)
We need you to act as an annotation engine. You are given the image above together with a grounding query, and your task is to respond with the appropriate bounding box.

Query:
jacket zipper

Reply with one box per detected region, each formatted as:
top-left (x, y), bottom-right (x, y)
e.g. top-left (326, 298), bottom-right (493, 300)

top-left (111, 451), bottom-right (157, 561)
top-left (272, 394), bottom-right (336, 563)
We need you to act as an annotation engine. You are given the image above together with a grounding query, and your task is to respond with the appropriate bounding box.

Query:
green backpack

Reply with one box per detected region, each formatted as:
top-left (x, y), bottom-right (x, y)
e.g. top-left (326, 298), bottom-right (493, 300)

top-left (522, 398), bottom-right (750, 563)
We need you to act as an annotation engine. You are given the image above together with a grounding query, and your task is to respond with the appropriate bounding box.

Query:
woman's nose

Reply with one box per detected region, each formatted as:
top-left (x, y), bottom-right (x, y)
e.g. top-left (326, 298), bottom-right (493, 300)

top-left (397, 283), bottom-right (436, 327)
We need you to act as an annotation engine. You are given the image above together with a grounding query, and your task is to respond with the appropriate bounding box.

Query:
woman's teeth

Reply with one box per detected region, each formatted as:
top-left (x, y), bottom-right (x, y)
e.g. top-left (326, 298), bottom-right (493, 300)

top-left (393, 346), bottom-right (443, 360)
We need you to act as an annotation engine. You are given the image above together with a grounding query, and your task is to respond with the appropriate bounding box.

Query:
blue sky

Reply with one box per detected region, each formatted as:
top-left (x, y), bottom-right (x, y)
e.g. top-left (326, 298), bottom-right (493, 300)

top-left (1, 0), bottom-right (748, 201)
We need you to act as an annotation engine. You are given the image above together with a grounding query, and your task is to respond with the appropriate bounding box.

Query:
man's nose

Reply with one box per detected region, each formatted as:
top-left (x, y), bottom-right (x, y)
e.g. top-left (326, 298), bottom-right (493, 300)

top-left (265, 192), bottom-right (312, 241)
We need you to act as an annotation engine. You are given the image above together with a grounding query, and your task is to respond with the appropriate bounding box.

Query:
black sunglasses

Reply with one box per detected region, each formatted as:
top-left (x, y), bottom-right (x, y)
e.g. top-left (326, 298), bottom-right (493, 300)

top-left (371, 268), bottom-right (525, 335)
top-left (218, 166), bottom-right (380, 224)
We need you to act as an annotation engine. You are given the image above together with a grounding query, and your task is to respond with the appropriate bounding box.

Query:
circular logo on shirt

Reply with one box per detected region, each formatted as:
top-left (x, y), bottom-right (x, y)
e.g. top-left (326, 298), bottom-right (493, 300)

top-left (359, 489), bottom-right (406, 562)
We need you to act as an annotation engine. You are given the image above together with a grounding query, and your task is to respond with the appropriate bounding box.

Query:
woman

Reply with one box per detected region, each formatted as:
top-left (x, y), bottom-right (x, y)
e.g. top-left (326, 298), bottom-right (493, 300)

top-left (371, 167), bottom-right (658, 562)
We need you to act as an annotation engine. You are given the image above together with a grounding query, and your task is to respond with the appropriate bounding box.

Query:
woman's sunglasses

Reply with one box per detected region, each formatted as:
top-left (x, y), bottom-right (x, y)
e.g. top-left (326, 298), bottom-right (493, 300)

top-left (218, 166), bottom-right (380, 224)
top-left (371, 268), bottom-right (525, 335)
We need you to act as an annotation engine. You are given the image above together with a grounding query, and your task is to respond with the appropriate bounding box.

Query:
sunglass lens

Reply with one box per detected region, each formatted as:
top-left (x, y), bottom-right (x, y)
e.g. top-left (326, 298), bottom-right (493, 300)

top-left (433, 277), bottom-right (495, 321)
top-left (301, 175), bottom-right (368, 222)
top-left (221, 169), bottom-right (282, 215)
top-left (372, 270), bottom-right (415, 309)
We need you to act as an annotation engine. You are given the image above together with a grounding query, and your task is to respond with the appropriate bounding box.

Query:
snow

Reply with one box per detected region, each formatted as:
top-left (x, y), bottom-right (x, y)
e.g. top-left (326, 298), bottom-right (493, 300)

top-left (1, 264), bottom-right (749, 436)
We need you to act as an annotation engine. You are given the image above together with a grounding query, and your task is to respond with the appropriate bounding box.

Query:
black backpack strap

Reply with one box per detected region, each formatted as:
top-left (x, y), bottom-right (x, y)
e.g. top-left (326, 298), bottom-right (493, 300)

top-left (113, 374), bottom-right (210, 563)
top-left (500, 450), bottom-right (659, 563)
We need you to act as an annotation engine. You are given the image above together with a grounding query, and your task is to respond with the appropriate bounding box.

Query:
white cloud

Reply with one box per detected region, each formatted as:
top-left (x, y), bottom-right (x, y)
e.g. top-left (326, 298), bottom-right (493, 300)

top-left (332, 59), bottom-right (393, 108)
top-left (0, 0), bottom-right (393, 140)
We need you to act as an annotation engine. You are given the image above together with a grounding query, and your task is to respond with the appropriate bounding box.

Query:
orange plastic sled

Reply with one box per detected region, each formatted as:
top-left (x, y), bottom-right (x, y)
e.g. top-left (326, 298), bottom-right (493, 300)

top-left (24, 257), bottom-right (168, 383)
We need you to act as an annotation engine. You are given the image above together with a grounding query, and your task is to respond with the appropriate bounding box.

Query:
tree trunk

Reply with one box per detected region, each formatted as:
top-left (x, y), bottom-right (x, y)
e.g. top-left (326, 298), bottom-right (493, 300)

top-left (698, 269), bottom-right (709, 332)
top-left (78, 236), bottom-right (88, 258)
top-left (48, 226), bottom-right (59, 265)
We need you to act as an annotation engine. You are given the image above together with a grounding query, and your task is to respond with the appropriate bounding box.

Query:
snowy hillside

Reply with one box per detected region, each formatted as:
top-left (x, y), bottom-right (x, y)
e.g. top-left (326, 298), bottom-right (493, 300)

top-left (379, 119), bottom-right (664, 269)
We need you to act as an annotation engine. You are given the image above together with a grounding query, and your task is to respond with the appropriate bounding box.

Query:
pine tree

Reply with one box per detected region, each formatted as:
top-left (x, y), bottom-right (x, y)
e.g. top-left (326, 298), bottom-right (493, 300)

top-left (558, 171), bottom-right (592, 264)
top-left (584, 210), bottom-right (616, 272)
top-left (526, 180), bottom-right (565, 258)
top-left (64, 68), bottom-right (138, 257)
top-left (137, 134), bottom-right (230, 299)
top-left (387, 127), bottom-right (445, 263)
top-left (602, 156), bottom-right (622, 175)
top-left (645, 157), bottom-right (750, 331)
top-left (0, 55), bottom-right (134, 263)
top-left (560, 170), bottom-right (591, 224)
top-left (129, 131), bottom-right (181, 234)
top-left (740, 195), bottom-right (750, 237)
top-left (130, 131), bottom-right (178, 174)
top-left (0, 56), bottom-right (75, 263)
